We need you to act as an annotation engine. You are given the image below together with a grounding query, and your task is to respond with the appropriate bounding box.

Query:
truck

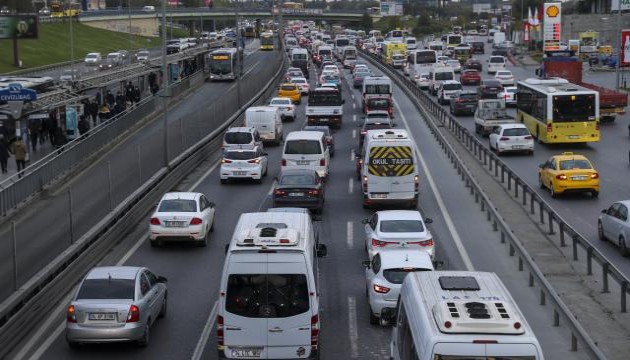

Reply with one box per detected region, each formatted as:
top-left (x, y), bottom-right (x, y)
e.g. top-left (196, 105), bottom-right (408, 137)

top-left (474, 99), bottom-right (514, 135)
top-left (362, 76), bottom-right (392, 111)
top-left (380, 41), bottom-right (407, 66)
top-left (306, 87), bottom-right (345, 128)
top-left (540, 54), bottom-right (628, 121)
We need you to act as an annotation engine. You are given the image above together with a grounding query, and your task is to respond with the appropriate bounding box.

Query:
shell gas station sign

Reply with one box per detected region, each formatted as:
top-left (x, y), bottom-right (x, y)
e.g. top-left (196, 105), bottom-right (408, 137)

top-left (543, 3), bottom-right (561, 51)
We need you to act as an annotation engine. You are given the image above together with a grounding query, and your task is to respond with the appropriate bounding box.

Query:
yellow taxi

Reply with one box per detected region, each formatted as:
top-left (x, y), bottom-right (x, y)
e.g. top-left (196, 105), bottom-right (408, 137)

top-left (538, 152), bottom-right (599, 198)
top-left (277, 83), bottom-right (301, 105)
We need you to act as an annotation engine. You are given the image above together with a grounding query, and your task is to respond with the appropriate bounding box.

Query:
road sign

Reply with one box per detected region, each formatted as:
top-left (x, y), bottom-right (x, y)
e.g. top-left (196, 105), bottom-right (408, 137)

top-left (0, 83), bottom-right (37, 102)
top-left (543, 2), bottom-right (562, 51)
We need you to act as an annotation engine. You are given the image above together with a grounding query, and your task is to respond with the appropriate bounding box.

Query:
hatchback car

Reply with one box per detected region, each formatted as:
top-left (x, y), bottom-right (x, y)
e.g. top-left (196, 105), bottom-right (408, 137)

top-left (272, 168), bottom-right (325, 213)
top-left (362, 210), bottom-right (434, 260)
top-left (303, 125), bottom-right (335, 157)
top-left (499, 86), bottom-right (517, 106)
top-left (363, 249), bottom-right (434, 325)
top-left (277, 83), bottom-right (301, 104)
top-left (598, 200), bottom-right (630, 256)
top-left (84, 52), bottom-right (102, 66)
top-left (285, 68), bottom-right (305, 82)
top-left (494, 70), bottom-right (515, 86)
top-left (135, 49), bottom-right (150, 62)
top-left (290, 77), bottom-right (310, 94)
top-left (59, 69), bottom-right (81, 84)
top-left (98, 58), bottom-right (117, 70)
top-left (538, 152), bottom-right (599, 198)
top-left (353, 69), bottom-right (371, 88)
top-left (222, 127), bottom-right (263, 151)
top-left (437, 80), bottom-right (463, 105)
top-left (322, 64), bottom-right (340, 76)
top-left (66, 266), bottom-right (167, 348)
top-left (488, 124), bottom-right (534, 155)
top-left (477, 79), bottom-right (504, 99)
top-left (464, 58), bottom-right (483, 71)
top-left (220, 146), bottom-right (268, 184)
top-left (445, 59), bottom-right (462, 73)
top-left (460, 69), bottom-right (481, 85)
top-left (149, 192), bottom-right (216, 247)
top-left (269, 97), bottom-right (296, 122)
top-left (414, 73), bottom-right (431, 90)
top-left (449, 90), bottom-right (478, 116)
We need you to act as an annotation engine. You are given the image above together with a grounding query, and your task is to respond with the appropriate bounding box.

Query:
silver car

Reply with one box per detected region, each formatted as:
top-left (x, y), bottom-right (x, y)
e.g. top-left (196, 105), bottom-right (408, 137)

top-left (66, 266), bottom-right (167, 348)
top-left (598, 200), bottom-right (630, 256)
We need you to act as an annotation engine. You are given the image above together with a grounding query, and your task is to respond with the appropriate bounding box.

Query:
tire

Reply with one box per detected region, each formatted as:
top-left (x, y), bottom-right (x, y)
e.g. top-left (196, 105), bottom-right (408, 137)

top-left (255, 178), bottom-right (262, 184)
top-left (137, 323), bottom-right (150, 347)
top-left (210, 218), bottom-right (215, 232)
top-left (67, 341), bottom-right (81, 349)
top-left (263, 165), bottom-right (268, 176)
top-left (597, 221), bottom-right (606, 241)
top-left (475, 124), bottom-right (482, 134)
top-left (621, 237), bottom-right (630, 257)
top-left (197, 233), bottom-right (208, 247)
top-left (220, 179), bottom-right (227, 184)
top-left (369, 308), bottom-right (379, 325)
top-left (592, 190), bottom-right (599, 198)
top-left (538, 175), bottom-right (545, 189)
top-left (550, 184), bottom-right (558, 198)
top-left (158, 294), bottom-right (167, 318)
top-left (150, 239), bottom-right (158, 247)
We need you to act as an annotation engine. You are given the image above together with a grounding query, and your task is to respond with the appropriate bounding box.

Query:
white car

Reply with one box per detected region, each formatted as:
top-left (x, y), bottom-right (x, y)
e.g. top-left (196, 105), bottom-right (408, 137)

top-left (59, 69), bottom-right (81, 83)
top-left (494, 70), bottom-right (515, 86)
top-left (353, 64), bottom-right (368, 75)
top-left (220, 146), bottom-right (268, 184)
top-left (322, 64), bottom-right (340, 76)
top-left (84, 52), bottom-right (102, 66)
top-left (499, 86), bottom-right (517, 106)
top-left (363, 249), bottom-right (434, 325)
top-left (445, 59), bottom-right (462, 73)
top-left (414, 73), bottom-right (431, 90)
top-left (269, 97), bottom-right (296, 121)
top-left (437, 80), bottom-right (463, 105)
top-left (290, 77), bottom-right (310, 94)
top-left (363, 210), bottom-right (434, 260)
top-left (149, 192), bottom-right (216, 247)
top-left (437, 55), bottom-right (449, 65)
top-left (488, 123), bottom-right (534, 156)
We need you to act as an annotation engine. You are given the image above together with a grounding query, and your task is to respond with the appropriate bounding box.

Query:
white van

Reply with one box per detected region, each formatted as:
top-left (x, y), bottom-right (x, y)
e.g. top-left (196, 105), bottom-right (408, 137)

top-left (390, 271), bottom-right (544, 359)
top-left (405, 36), bottom-right (417, 50)
top-left (217, 212), bottom-right (327, 359)
top-left (492, 31), bottom-right (506, 48)
top-left (244, 106), bottom-right (283, 145)
top-left (428, 66), bottom-right (455, 95)
top-left (487, 55), bottom-right (507, 74)
top-left (222, 127), bottom-right (263, 151)
top-left (282, 131), bottom-right (330, 179)
top-left (360, 129), bottom-right (419, 208)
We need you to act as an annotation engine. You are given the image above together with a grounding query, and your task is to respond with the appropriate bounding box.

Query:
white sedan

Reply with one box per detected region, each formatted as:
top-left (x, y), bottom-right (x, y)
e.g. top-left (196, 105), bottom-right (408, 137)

top-left (220, 146), bottom-right (268, 184)
top-left (363, 249), bottom-right (434, 325)
top-left (494, 70), bottom-right (515, 86)
top-left (363, 210), bottom-right (434, 260)
top-left (290, 77), bottom-right (310, 94)
top-left (488, 123), bottom-right (534, 155)
top-left (322, 64), bottom-right (340, 76)
top-left (269, 97), bottom-right (296, 121)
top-left (445, 59), bottom-right (462, 73)
top-left (149, 192), bottom-right (216, 247)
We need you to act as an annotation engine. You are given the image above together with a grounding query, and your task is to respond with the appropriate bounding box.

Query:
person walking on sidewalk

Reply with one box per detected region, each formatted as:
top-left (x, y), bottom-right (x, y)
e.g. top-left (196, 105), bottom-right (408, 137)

top-left (0, 134), bottom-right (9, 174)
top-left (12, 136), bottom-right (27, 178)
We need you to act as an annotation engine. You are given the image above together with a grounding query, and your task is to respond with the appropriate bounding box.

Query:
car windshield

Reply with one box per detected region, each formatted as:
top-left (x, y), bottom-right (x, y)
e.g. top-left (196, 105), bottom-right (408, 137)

top-left (309, 90), bottom-right (342, 106)
top-left (292, 79), bottom-right (306, 84)
top-left (226, 274), bottom-right (309, 318)
top-left (225, 151), bottom-right (257, 160)
top-left (158, 199), bottom-right (197, 212)
top-left (458, 93), bottom-right (478, 100)
top-left (138, 51), bottom-right (149, 57)
top-left (463, 70), bottom-right (478, 75)
top-left (76, 279), bottom-right (135, 300)
top-left (559, 159), bottom-right (592, 170)
top-left (483, 81), bottom-right (501, 87)
top-left (285, 140), bottom-right (321, 154)
top-left (280, 173), bottom-right (316, 185)
top-left (383, 268), bottom-right (432, 284)
top-left (364, 123), bottom-right (392, 131)
top-left (86, 54), bottom-right (98, 59)
top-left (380, 220), bottom-right (424, 232)
top-left (502, 128), bottom-right (530, 136)
top-left (497, 71), bottom-right (511, 76)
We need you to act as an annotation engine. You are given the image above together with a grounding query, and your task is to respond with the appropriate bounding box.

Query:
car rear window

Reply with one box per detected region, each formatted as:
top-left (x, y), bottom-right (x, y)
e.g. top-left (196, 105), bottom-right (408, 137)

top-left (271, 99), bottom-right (291, 106)
top-left (158, 199), bottom-right (197, 212)
top-left (365, 123), bottom-right (392, 131)
top-left (280, 174), bottom-right (316, 185)
top-left (442, 83), bottom-right (462, 90)
top-left (380, 220), bottom-right (424, 232)
top-left (459, 93), bottom-right (478, 100)
top-left (77, 279), bottom-right (135, 300)
top-left (503, 128), bottom-right (530, 136)
top-left (226, 274), bottom-right (309, 318)
top-left (383, 268), bottom-right (432, 284)
top-left (281, 85), bottom-right (297, 91)
top-left (285, 140), bottom-right (322, 154)
top-left (225, 151), bottom-right (257, 160)
top-left (490, 57), bottom-right (505, 63)
top-left (559, 160), bottom-right (592, 170)
top-left (224, 132), bottom-right (253, 144)
top-left (483, 80), bottom-right (501, 87)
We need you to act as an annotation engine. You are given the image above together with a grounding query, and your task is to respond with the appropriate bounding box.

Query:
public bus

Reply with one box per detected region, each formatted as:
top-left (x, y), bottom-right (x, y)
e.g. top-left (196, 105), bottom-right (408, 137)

top-left (516, 78), bottom-right (600, 143)
top-left (446, 34), bottom-right (462, 47)
top-left (208, 48), bottom-right (239, 81)
top-left (282, 2), bottom-right (303, 9)
top-left (260, 31), bottom-right (274, 51)
top-left (406, 50), bottom-right (437, 79)
top-left (50, 0), bottom-right (81, 17)
top-left (244, 26), bottom-right (256, 38)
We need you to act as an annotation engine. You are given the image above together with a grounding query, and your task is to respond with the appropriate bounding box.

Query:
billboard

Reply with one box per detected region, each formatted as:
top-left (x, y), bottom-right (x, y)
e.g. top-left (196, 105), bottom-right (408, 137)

top-left (0, 16), bottom-right (38, 40)
top-left (543, 3), bottom-right (561, 51)
top-left (380, 1), bottom-right (403, 16)
top-left (622, 29), bottom-right (630, 67)
top-left (611, 0), bottom-right (630, 11)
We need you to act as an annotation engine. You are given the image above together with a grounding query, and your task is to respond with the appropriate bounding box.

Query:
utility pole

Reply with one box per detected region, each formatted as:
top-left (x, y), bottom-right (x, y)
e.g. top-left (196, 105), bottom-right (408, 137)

top-left (615, 0), bottom-right (622, 89)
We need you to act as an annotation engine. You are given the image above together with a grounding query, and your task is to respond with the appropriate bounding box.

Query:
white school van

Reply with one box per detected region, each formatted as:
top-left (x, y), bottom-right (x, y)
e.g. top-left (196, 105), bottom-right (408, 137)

top-left (217, 212), bottom-right (327, 359)
top-left (244, 106), bottom-right (283, 145)
top-left (390, 271), bottom-right (544, 360)
top-left (360, 129), bottom-right (419, 209)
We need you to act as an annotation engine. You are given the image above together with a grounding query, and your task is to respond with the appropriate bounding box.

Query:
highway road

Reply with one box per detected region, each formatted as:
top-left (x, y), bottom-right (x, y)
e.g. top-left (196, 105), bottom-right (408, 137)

top-left (420, 37), bottom-right (630, 279)
top-left (10, 56), bottom-right (590, 360)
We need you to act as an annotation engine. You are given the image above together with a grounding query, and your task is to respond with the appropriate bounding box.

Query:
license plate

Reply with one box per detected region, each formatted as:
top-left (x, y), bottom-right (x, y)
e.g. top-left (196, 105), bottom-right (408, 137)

top-left (89, 313), bottom-right (116, 320)
top-left (511, 145), bottom-right (523, 149)
top-left (319, 118), bottom-right (329, 122)
top-left (296, 160), bottom-right (309, 165)
top-left (165, 221), bottom-right (186, 227)
top-left (231, 348), bottom-right (263, 358)
top-left (570, 175), bottom-right (588, 181)
top-left (372, 193), bottom-right (388, 199)
top-left (289, 192), bottom-right (304, 197)
top-left (233, 171), bottom-right (247, 175)
top-left (568, 135), bottom-right (580, 139)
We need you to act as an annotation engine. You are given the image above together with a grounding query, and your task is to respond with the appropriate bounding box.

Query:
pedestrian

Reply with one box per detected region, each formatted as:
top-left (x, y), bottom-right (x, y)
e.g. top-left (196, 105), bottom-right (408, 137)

top-left (106, 90), bottom-right (115, 109)
top-left (12, 136), bottom-right (27, 178)
top-left (48, 112), bottom-right (58, 146)
top-left (0, 134), bottom-right (9, 174)
top-left (125, 81), bottom-right (135, 104)
top-left (95, 92), bottom-right (102, 106)
top-left (89, 100), bottom-right (99, 126)
top-left (78, 115), bottom-right (90, 137)
top-left (98, 103), bottom-right (111, 121)
top-left (52, 128), bottom-right (67, 153)
top-left (28, 120), bottom-right (39, 152)
top-left (133, 86), bottom-right (141, 104)
top-left (40, 118), bottom-right (49, 144)
top-left (115, 91), bottom-right (125, 107)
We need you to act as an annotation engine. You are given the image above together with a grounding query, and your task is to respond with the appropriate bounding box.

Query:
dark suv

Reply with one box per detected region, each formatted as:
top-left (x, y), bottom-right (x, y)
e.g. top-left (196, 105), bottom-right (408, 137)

top-left (449, 90), bottom-right (479, 116)
top-left (471, 41), bottom-right (485, 54)
top-left (464, 58), bottom-right (482, 71)
top-left (477, 79), bottom-right (504, 99)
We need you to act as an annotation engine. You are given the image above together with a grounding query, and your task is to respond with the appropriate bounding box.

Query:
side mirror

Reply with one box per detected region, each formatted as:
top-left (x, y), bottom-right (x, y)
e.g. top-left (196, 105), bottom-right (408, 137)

top-left (424, 218), bottom-right (433, 224)
top-left (433, 260), bottom-right (445, 269)
top-left (209, 202), bottom-right (216, 208)
top-left (157, 275), bottom-right (168, 283)
top-left (362, 260), bottom-right (371, 269)
top-left (361, 218), bottom-right (369, 224)
top-left (342, 99), bottom-right (346, 104)
top-left (539, 163), bottom-right (546, 169)
top-left (316, 243), bottom-right (328, 257)
top-left (601, 209), bottom-right (608, 214)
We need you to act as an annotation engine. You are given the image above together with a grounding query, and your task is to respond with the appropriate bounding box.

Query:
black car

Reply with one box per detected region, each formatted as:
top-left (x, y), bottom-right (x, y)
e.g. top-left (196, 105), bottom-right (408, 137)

top-left (491, 48), bottom-right (509, 57)
top-left (471, 41), bottom-right (485, 54)
top-left (449, 90), bottom-right (479, 116)
top-left (477, 79), bottom-right (504, 99)
top-left (303, 125), bottom-right (335, 157)
top-left (464, 58), bottom-right (482, 71)
top-left (272, 169), bottom-right (325, 213)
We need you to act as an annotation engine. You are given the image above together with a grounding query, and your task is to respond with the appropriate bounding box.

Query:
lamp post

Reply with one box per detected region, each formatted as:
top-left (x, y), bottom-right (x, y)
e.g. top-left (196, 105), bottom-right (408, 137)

top-left (161, 0), bottom-right (169, 166)
top-left (70, 13), bottom-right (75, 82)
top-left (128, 0), bottom-right (133, 49)
top-left (615, 0), bottom-right (622, 90)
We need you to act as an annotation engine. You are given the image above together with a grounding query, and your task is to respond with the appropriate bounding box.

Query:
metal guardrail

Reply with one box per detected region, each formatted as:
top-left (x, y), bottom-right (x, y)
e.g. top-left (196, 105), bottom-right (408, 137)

top-left (0, 51), bottom-right (286, 359)
top-left (361, 51), bottom-right (609, 359)
top-left (2, 59), bottom-right (85, 76)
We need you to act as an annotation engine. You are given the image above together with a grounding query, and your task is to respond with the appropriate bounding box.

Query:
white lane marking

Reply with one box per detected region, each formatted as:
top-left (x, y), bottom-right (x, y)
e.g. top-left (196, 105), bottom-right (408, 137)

top-left (350, 149), bottom-right (355, 162)
top-left (347, 296), bottom-right (359, 358)
top-left (347, 221), bottom-right (354, 249)
top-left (352, 102), bottom-right (356, 109)
top-left (352, 129), bottom-right (356, 139)
top-left (26, 318), bottom-right (66, 360)
top-left (392, 98), bottom-right (474, 271)
top-left (353, 114), bottom-right (357, 123)
top-left (351, 94), bottom-right (355, 100)
top-left (190, 161), bottom-right (221, 192)
top-left (348, 178), bottom-right (354, 195)
top-left (191, 300), bottom-right (219, 360)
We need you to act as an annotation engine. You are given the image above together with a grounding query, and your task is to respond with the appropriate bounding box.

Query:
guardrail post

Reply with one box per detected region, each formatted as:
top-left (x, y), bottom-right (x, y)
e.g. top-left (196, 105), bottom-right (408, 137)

top-left (548, 212), bottom-right (555, 235)
top-left (559, 222), bottom-right (566, 247)
top-left (489, 156), bottom-right (493, 172)
top-left (12, 221), bottom-right (18, 291)
top-left (507, 172), bottom-right (512, 191)
top-left (107, 161), bottom-right (113, 211)
top-left (483, 151), bottom-right (487, 165)
top-left (539, 202), bottom-right (545, 224)
top-left (602, 263), bottom-right (610, 293)
top-left (501, 231), bottom-right (506, 244)
top-left (587, 247), bottom-right (593, 275)
top-left (622, 281), bottom-right (628, 313)
top-left (500, 166), bottom-right (505, 183)
top-left (492, 220), bottom-right (498, 231)
top-left (530, 193), bottom-right (535, 214)
top-left (573, 235), bottom-right (579, 261)
top-left (571, 333), bottom-right (578, 351)
top-left (529, 273), bottom-right (534, 286)
top-left (553, 309), bottom-right (560, 326)
top-left (494, 161), bottom-right (499, 177)
top-left (509, 243), bottom-right (515, 256)
top-left (540, 289), bottom-right (546, 305)
top-left (518, 257), bottom-right (523, 271)
top-left (68, 188), bottom-right (74, 245)
top-left (514, 178), bottom-right (519, 197)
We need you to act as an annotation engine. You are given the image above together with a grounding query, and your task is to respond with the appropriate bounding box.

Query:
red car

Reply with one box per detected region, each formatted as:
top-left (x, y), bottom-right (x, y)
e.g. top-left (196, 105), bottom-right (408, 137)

top-left (460, 69), bottom-right (481, 85)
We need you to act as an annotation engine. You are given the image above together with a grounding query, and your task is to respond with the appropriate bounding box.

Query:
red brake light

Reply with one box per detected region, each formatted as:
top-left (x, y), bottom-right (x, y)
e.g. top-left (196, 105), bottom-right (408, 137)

top-left (190, 217), bottom-right (203, 225)
top-left (311, 314), bottom-right (320, 348)
top-left (591, 173), bottom-right (599, 179)
top-left (248, 159), bottom-right (261, 164)
top-left (217, 315), bottom-right (224, 346)
top-left (547, 123), bottom-right (552, 132)
top-left (308, 189), bottom-right (319, 196)
top-left (150, 217), bottom-right (160, 225)
top-left (67, 305), bottom-right (77, 323)
top-left (222, 159), bottom-right (232, 164)
top-left (371, 239), bottom-right (392, 247)
top-left (373, 284), bottom-right (391, 293)
top-left (127, 305), bottom-right (140, 323)
top-left (524, 135), bottom-right (533, 140)
top-left (408, 239), bottom-right (434, 247)
top-left (281, 159), bottom-right (287, 166)
top-left (319, 158), bottom-right (326, 166)
top-left (556, 174), bottom-right (567, 180)
top-left (274, 190), bottom-right (286, 196)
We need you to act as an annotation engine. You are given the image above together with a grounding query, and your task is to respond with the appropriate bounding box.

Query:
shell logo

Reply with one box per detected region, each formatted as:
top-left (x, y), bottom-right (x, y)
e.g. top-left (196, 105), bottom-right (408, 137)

top-left (546, 5), bottom-right (560, 17)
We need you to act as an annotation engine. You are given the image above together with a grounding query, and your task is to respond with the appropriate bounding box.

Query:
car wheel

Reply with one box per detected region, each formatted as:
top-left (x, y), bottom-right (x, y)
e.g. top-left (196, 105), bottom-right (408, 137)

top-left (197, 233), bottom-right (208, 247)
top-left (475, 124), bottom-right (482, 134)
top-left (621, 237), bottom-right (630, 257)
top-left (264, 165), bottom-right (268, 176)
top-left (592, 190), bottom-right (599, 198)
top-left (550, 183), bottom-right (558, 198)
top-left (210, 218), bottom-right (215, 232)
top-left (158, 294), bottom-right (167, 318)
top-left (597, 221), bottom-right (606, 241)
top-left (150, 239), bottom-right (158, 247)
top-left (137, 324), bottom-right (150, 347)
top-left (369, 308), bottom-right (379, 325)
top-left (538, 175), bottom-right (545, 189)
top-left (220, 179), bottom-right (227, 184)
top-left (67, 341), bottom-right (81, 349)
top-left (255, 178), bottom-right (262, 184)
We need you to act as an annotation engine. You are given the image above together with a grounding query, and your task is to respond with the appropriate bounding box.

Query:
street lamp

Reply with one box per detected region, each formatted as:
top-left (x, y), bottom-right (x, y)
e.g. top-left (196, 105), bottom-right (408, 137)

top-left (615, 0), bottom-right (622, 90)
top-left (161, 0), bottom-right (169, 166)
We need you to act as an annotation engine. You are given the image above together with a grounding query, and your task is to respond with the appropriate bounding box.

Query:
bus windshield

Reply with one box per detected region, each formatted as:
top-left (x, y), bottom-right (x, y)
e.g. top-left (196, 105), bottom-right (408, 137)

top-left (552, 95), bottom-right (596, 122)
top-left (414, 51), bottom-right (437, 64)
top-left (335, 39), bottom-right (350, 47)
top-left (210, 55), bottom-right (233, 74)
top-left (261, 36), bottom-right (274, 46)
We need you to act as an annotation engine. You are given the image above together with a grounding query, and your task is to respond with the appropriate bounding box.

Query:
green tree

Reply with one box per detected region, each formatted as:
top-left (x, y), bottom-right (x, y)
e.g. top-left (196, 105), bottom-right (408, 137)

top-left (360, 13), bottom-right (373, 31)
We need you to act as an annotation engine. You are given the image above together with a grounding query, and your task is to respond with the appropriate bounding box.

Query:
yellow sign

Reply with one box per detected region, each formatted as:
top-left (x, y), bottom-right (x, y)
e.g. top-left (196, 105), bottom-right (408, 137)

top-left (368, 146), bottom-right (414, 177)
top-left (546, 5), bottom-right (560, 17)
top-left (213, 55), bottom-right (229, 60)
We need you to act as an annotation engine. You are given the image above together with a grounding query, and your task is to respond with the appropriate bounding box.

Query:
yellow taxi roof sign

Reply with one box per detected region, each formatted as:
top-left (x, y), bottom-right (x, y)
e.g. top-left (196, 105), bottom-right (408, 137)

top-left (562, 152), bottom-right (574, 156)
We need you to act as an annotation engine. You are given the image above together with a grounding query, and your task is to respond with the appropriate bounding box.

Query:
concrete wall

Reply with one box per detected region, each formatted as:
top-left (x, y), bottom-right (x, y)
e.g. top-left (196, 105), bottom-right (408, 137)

top-left (83, 17), bottom-right (160, 37)
top-left (563, 13), bottom-right (630, 48)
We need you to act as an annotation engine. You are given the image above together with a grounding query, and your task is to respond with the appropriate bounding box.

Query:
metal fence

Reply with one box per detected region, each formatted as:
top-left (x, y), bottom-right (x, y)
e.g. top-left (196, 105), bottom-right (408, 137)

top-left (361, 51), bottom-right (611, 359)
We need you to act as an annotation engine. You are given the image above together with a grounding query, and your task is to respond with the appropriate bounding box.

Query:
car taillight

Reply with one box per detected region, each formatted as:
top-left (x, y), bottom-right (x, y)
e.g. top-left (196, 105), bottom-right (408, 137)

top-left (308, 189), bottom-right (319, 196)
top-left (591, 173), bottom-right (599, 179)
top-left (408, 239), bottom-right (434, 247)
top-left (556, 174), bottom-right (567, 180)
top-left (371, 239), bottom-right (391, 247)
top-left (596, 122), bottom-right (600, 130)
top-left (248, 159), bottom-right (261, 164)
top-left (217, 315), bottom-right (224, 346)
top-left (373, 284), bottom-right (391, 293)
top-left (221, 159), bottom-right (232, 164)
top-left (127, 305), bottom-right (140, 323)
top-left (275, 190), bottom-right (286, 196)
top-left (524, 135), bottom-right (533, 140)
top-left (311, 314), bottom-right (320, 349)
top-left (281, 159), bottom-right (287, 166)
top-left (67, 305), bottom-right (77, 323)
top-left (499, 137), bottom-right (509, 141)
top-left (190, 217), bottom-right (203, 225)
top-left (547, 123), bottom-right (552, 132)
top-left (319, 158), bottom-right (326, 166)
top-left (150, 217), bottom-right (160, 225)
top-left (504, 94), bottom-right (509, 99)
top-left (326, 139), bottom-right (332, 145)
top-left (360, 130), bottom-right (367, 135)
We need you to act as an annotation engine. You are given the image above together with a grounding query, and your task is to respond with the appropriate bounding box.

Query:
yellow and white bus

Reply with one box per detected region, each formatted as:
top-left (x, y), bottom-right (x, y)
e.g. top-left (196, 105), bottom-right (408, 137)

top-left (260, 31), bottom-right (274, 51)
top-left (516, 78), bottom-right (600, 144)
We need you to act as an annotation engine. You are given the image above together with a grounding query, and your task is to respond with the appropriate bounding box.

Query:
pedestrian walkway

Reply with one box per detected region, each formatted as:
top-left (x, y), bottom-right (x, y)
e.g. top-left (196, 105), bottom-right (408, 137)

top-left (0, 137), bottom-right (56, 183)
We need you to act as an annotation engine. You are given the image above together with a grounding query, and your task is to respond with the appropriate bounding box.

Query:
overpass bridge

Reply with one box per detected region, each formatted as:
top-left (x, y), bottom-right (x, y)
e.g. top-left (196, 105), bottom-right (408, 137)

top-left (78, 7), bottom-right (370, 37)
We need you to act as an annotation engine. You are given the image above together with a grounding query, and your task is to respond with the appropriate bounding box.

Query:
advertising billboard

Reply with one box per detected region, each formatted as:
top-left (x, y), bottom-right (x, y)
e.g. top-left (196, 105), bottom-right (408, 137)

top-left (380, 1), bottom-right (403, 16)
top-left (0, 16), bottom-right (38, 40)
top-left (622, 29), bottom-right (630, 67)
top-left (543, 2), bottom-right (561, 51)
top-left (611, 0), bottom-right (630, 11)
